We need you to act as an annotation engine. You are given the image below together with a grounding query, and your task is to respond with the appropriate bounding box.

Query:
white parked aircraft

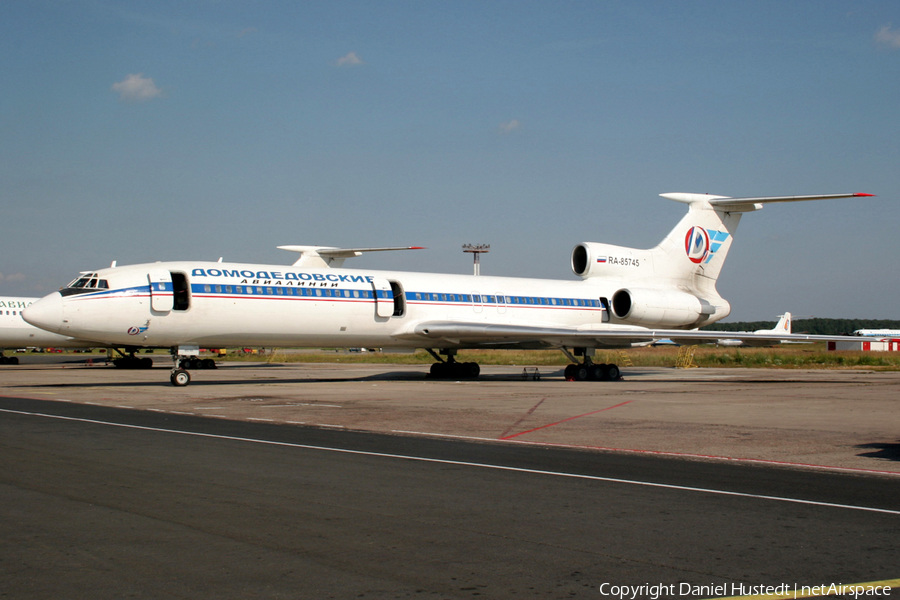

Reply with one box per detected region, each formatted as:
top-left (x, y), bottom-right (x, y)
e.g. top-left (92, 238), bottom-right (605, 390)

top-left (23, 192), bottom-right (876, 386)
top-left (0, 296), bottom-right (97, 363)
top-left (715, 312), bottom-right (793, 347)
top-left (853, 329), bottom-right (900, 337)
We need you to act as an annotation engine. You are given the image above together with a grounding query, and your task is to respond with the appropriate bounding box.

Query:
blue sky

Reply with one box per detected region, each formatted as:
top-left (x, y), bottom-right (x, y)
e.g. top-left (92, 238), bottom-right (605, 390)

top-left (1, 1), bottom-right (898, 320)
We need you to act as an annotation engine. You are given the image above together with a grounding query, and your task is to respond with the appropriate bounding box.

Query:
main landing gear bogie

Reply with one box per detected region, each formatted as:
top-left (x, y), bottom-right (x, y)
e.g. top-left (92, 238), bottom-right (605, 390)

top-left (561, 348), bottom-right (622, 382)
top-left (564, 362), bottom-right (621, 382)
top-left (429, 360), bottom-right (480, 379)
top-left (178, 357), bottom-right (217, 370)
top-left (426, 349), bottom-right (480, 380)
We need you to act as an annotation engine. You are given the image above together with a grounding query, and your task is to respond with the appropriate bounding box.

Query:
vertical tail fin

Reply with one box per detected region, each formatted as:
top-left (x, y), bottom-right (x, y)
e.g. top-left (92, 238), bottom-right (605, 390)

top-left (774, 312), bottom-right (792, 334)
top-left (650, 194), bottom-right (744, 294)
top-left (574, 192), bottom-right (872, 296)
top-left (650, 192), bottom-right (872, 294)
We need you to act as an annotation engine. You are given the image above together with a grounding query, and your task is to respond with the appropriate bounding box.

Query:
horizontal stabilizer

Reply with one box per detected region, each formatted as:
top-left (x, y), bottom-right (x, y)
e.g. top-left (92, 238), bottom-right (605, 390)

top-left (709, 192), bottom-right (874, 209)
top-left (661, 192), bottom-right (875, 213)
top-left (278, 245), bottom-right (425, 267)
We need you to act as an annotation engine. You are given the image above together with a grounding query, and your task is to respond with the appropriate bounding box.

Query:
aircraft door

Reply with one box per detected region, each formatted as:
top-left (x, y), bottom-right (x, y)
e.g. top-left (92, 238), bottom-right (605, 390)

top-left (148, 270), bottom-right (173, 312)
top-left (496, 293), bottom-right (507, 314)
top-left (371, 278), bottom-right (394, 318)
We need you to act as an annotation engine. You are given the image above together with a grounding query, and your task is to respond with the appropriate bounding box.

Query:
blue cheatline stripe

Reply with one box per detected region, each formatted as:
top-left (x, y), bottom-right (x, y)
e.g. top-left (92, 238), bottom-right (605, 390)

top-left (71, 283), bottom-right (605, 311)
top-left (185, 284), bottom-right (607, 311)
top-left (70, 286), bottom-right (152, 301)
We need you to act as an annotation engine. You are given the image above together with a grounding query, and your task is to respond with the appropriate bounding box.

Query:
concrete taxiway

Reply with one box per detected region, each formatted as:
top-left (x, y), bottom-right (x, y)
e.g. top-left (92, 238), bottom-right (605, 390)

top-left (1, 360), bottom-right (899, 598)
top-left (2, 360), bottom-right (898, 474)
top-left (2, 396), bottom-right (899, 599)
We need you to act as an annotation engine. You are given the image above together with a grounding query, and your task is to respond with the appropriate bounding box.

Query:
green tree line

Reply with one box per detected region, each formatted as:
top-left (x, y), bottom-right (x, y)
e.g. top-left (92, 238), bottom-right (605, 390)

top-left (702, 318), bottom-right (900, 335)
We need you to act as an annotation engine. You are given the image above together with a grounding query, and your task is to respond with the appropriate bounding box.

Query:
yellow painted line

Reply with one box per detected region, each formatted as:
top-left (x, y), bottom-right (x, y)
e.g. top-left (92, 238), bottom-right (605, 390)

top-left (712, 578), bottom-right (900, 599)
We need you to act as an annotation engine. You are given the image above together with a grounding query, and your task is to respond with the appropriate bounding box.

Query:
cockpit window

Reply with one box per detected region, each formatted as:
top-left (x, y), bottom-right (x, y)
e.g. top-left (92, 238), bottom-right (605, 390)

top-left (69, 276), bottom-right (93, 289)
top-left (61, 273), bottom-right (109, 296)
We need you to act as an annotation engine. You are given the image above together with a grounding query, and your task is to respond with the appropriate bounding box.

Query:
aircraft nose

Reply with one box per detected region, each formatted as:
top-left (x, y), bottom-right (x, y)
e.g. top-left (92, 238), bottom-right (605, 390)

top-left (23, 292), bottom-right (64, 334)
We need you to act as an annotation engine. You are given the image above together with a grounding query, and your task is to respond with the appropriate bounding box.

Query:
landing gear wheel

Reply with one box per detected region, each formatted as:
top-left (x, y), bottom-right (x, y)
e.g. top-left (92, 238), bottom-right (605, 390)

top-left (605, 364), bottom-right (621, 380)
top-left (572, 365), bottom-right (590, 381)
top-left (9, 356), bottom-right (19, 365)
top-left (590, 364), bottom-right (606, 381)
top-left (564, 364), bottom-right (577, 381)
top-left (170, 369), bottom-right (191, 387)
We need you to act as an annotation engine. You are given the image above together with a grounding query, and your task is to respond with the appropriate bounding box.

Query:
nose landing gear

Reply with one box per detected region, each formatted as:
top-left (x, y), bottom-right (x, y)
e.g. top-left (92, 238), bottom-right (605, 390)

top-left (170, 368), bottom-right (191, 386)
top-left (169, 346), bottom-right (217, 386)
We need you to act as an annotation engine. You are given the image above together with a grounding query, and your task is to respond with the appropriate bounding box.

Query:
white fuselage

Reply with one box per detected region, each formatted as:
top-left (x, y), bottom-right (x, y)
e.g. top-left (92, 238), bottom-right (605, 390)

top-left (23, 260), bottom-right (723, 350)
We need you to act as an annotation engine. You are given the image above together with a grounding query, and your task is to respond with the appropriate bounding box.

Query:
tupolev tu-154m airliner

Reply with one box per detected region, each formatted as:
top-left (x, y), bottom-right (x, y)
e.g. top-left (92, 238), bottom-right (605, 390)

top-left (23, 192), bottom-right (876, 386)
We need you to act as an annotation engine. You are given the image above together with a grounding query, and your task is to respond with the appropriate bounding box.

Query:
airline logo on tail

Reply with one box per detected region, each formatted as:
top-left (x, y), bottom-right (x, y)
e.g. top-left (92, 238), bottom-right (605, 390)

top-left (684, 227), bottom-right (730, 264)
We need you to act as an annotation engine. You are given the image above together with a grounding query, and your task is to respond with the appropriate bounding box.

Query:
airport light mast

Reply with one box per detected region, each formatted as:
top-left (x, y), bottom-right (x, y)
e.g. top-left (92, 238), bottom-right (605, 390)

top-left (462, 244), bottom-right (490, 276)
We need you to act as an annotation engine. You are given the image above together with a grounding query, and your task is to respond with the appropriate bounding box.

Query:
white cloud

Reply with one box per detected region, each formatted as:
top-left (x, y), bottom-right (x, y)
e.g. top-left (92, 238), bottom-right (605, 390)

top-left (875, 25), bottom-right (900, 48)
top-left (111, 73), bottom-right (163, 102)
top-left (335, 52), bottom-right (365, 67)
top-left (499, 119), bottom-right (522, 133)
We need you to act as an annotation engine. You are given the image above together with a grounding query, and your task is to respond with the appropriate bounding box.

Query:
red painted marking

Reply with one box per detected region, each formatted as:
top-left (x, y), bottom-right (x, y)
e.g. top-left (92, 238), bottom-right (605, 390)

top-left (499, 400), bottom-right (633, 440)
top-left (497, 438), bottom-right (900, 477)
top-left (498, 398), bottom-right (546, 439)
top-left (854, 193), bottom-right (875, 197)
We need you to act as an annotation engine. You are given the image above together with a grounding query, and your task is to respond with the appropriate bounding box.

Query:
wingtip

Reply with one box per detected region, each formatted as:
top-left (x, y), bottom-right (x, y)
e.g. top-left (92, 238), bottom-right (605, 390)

top-left (854, 193), bottom-right (876, 197)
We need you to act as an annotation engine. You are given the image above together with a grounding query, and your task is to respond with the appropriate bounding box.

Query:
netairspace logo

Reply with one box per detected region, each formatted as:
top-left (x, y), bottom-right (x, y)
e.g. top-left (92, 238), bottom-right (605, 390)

top-left (598, 581), bottom-right (893, 599)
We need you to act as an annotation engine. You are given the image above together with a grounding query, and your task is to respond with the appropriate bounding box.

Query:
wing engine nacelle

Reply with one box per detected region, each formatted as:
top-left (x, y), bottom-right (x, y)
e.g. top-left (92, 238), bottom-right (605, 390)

top-left (611, 288), bottom-right (722, 328)
top-left (571, 242), bottom-right (653, 279)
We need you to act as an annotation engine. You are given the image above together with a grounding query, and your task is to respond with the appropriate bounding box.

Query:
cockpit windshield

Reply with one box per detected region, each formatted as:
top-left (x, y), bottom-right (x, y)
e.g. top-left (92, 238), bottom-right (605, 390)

top-left (61, 273), bottom-right (109, 296)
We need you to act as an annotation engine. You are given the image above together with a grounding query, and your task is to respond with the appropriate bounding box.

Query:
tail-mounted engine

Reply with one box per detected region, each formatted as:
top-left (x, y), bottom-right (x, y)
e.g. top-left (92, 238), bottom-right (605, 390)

top-left (571, 242), bottom-right (653, 279)
top-left (611, 288), bottom-right (725, 328)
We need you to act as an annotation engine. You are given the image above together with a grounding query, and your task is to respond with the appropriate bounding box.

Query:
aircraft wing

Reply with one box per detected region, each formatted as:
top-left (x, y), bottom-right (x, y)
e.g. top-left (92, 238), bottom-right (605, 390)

top-left (401, 321), bottom-right (852, 349)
